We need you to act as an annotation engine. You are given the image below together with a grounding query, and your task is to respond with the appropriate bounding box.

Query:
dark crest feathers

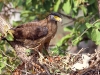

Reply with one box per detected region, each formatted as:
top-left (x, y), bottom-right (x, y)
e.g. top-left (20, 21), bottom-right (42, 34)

top-left (49, 12), bottom-right (61, 18)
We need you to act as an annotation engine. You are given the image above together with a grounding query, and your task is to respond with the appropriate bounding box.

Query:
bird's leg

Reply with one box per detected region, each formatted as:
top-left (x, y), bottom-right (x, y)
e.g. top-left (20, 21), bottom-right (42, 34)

top-left (33, 43), bottom-right (45, 60)
top-left (29, 46), bottom-right (50, 74)
top-left (34, 45), bottom-right (51, 75)
top-left (43, 47), bottom-right (49, 56)
top-left (43, 41), bottom-right (51, 56)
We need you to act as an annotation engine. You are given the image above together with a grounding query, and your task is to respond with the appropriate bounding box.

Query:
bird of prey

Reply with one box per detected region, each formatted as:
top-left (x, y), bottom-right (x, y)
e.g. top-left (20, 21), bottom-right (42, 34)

top-left (12, 12), bottom-right (62, 55)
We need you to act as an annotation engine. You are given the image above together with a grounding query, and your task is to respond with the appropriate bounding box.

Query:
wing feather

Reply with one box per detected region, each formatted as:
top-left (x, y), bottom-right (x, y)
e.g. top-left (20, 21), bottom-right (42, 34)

top-left (13, 22), bottom-right (48, 40)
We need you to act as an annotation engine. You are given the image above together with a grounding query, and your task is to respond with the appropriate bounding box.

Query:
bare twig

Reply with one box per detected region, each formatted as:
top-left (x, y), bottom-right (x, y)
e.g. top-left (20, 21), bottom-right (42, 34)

top-left (59, 12), bottom-right (76, 20)
top-left (20, 70), bottom-right (31, 74)
top-left (1, 50), bottom-right (11, 58)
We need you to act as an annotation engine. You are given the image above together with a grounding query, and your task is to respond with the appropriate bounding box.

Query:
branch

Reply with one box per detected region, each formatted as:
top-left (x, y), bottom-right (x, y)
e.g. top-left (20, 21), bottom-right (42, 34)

top-left (97, 0), bottom-right (100, 18)
top-left (0, 15), bottom-right (51, 75)
top-left (8, 41), bottom-right (32, 62)
top-left (59, 12), bottom-right (76, 20)
top-left (0, 15), bottom-right (11, 38)
top-left (0, 15), bottom-right (32, 63)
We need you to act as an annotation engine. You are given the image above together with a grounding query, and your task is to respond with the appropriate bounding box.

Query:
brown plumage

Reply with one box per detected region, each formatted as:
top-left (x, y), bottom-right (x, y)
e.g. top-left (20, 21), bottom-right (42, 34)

top-left (12, 12), bottom-right (62, 54)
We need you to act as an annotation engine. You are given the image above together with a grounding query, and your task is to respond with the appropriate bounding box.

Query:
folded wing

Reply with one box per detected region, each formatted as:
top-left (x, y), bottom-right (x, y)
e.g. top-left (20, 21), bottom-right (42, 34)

top-left (13, 22), bottom-right (48, 41)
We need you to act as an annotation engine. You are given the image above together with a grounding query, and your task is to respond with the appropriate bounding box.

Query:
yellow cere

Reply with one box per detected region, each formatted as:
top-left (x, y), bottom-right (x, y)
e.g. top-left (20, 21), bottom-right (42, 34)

top-left (54, 16), bottom-right (62, 22)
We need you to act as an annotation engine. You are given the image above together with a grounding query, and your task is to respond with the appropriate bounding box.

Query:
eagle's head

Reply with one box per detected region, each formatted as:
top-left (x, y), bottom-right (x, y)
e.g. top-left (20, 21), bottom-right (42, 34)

top-left (48, 12), bottom-right (62, 23)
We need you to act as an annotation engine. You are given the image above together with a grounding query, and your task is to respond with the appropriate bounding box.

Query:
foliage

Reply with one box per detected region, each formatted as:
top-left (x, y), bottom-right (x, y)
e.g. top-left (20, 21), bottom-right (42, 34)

top-left (0, 41), bottom-right (20, 74)
top-left (0, 0), bottom-right (99, 74)
top-left (54, 0), bottom-right (99, 54)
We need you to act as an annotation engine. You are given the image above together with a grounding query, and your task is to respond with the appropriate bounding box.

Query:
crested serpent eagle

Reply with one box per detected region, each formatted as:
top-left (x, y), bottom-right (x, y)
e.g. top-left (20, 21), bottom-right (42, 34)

top-left (12, 12), bottom-right (62, 54)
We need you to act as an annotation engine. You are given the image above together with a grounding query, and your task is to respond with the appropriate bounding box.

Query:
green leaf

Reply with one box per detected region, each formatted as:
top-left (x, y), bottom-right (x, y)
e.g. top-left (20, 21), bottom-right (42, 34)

top-left (0, 55), bottom-right (2, 58)
top-left (26, 0), bottom-right (32, 6)
top-left (25, 49), bottom-right (31, 56)
top-left (73, 7), bottom-right (78, 13)
top-left (64, 26), bottom-right (73, 32)
top-left (91, 29), bottom-right (100, 45)
top-left (22, 14), bottom-right (29, 17)
top-left (72, 37), bottom-right (82, 45)
top-left (94, 22), bottom-right (100, 28)
top-left (26, 49), bottom-right (31, 53)
top-left (74, 0), bottom-right (79, 7)
top-left (0, 61), bottom-right (6, 69)
top-left (86, 23), bottom-right (92, 28)
top-left (91, 29), bottom-right (96, 41)
top-left (0, 2), bottom-right (3, 12)
top-left (51, 47), bottom-right (59, 55)
top-left (57, 34), bottom-right (72, 46)
top-left (80, 5), bottom-right (87, 15)
top-left (12, 0), bottom-right (21, 7)
top-left (29, 16), bottom-right (36, 20)
top-left (54, 0), bottom-right (61, 12)
top-left (62, 0), bottom-right (71, 14)
top-left (0, 68), bottom-right (1, 74)
top-left (88, 0), bottom-right (95, 4)
top-left (6, 34), bottom-right (14, 41)
top-left (95, 29), bottom-right (100, 44)
top-left (0, 56), bottom-right (7, 74)
top-left (21, 10), bottom-right (32, 19)
top-left (21, 10), bottom-right (31, 14)
top-left (43, 1), bottom-right (51, 11)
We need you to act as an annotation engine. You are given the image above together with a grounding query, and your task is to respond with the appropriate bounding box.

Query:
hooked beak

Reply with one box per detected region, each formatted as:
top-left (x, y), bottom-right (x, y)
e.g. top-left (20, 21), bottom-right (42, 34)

top-left (54, 16), bottom-right (62, 23)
